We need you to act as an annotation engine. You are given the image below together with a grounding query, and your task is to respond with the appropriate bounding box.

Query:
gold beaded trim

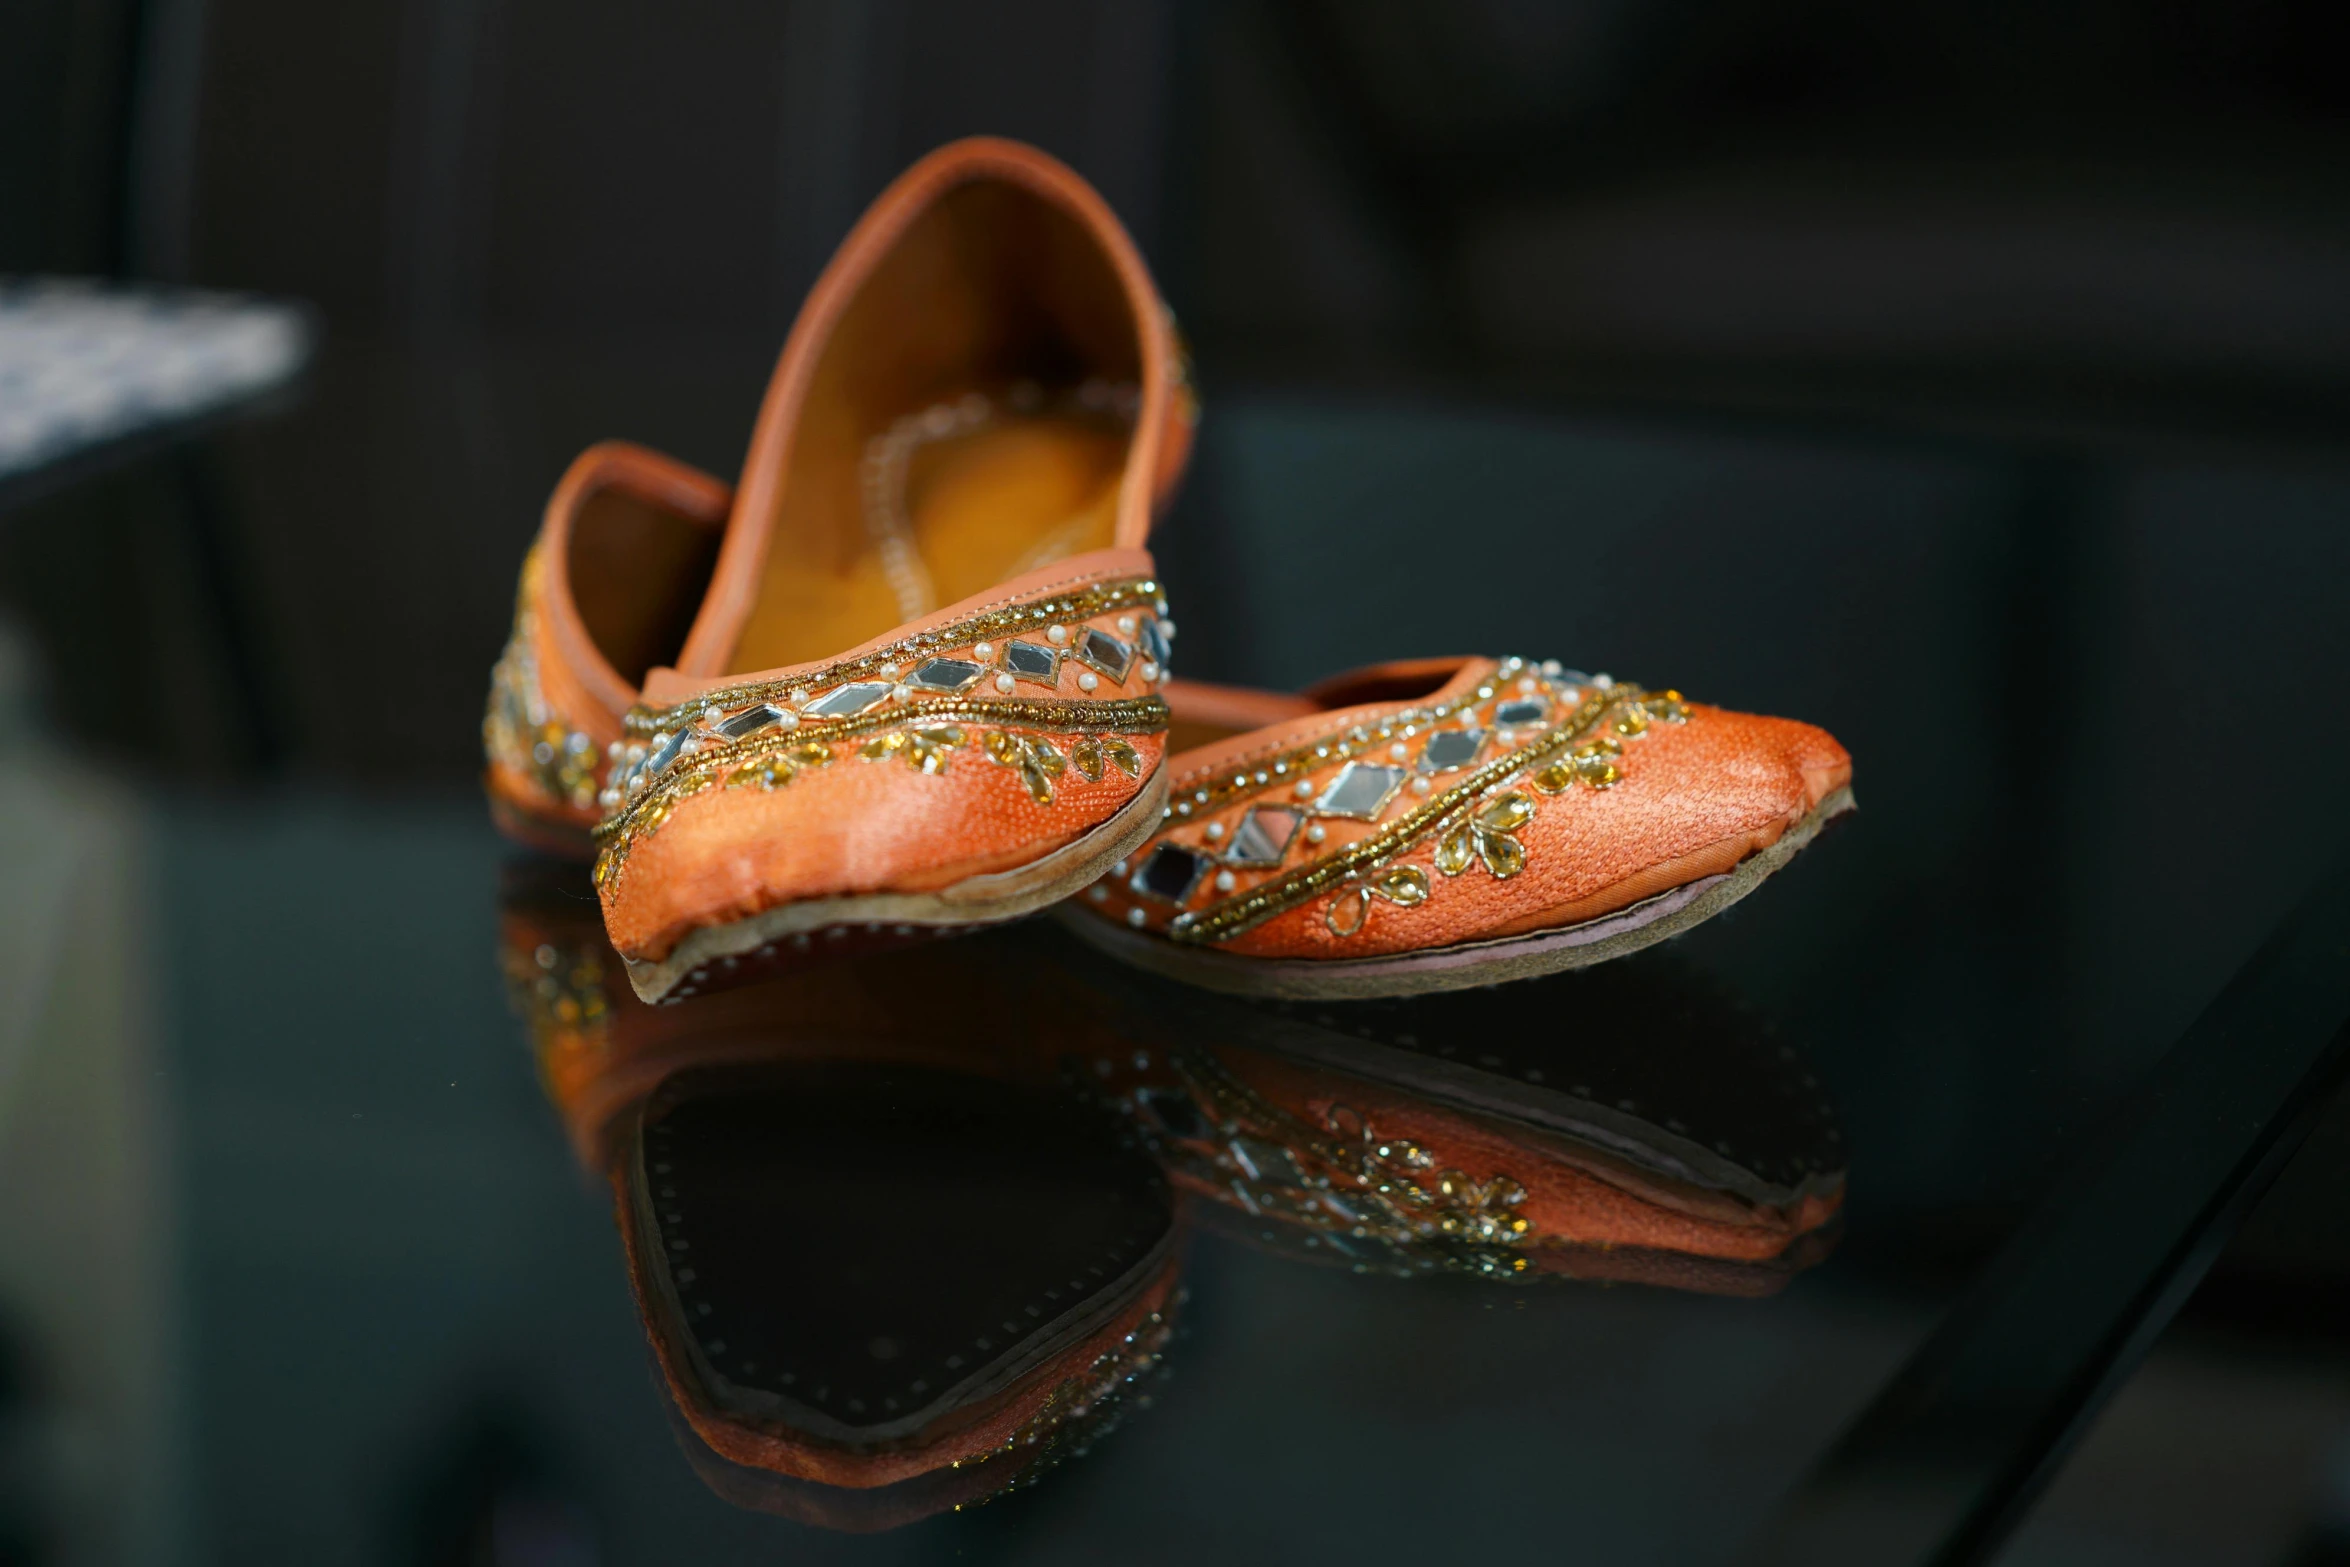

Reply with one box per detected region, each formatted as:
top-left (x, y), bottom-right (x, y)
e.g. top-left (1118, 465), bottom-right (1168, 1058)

top-left (622, 574), bottom-right (1165, 737)
top-left (482, 545), bottom-right (602, 811)
top-left (591, 693), bottom-right (1169, 889)
top-left (1160, 669), bottom-right (1560, 823)
top-left (1168, 684), bottom-right (1685, 946)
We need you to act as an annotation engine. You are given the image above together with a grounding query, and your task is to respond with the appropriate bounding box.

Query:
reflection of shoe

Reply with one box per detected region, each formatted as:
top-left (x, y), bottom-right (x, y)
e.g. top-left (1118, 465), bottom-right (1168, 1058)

top-left (1061, 658), bottom-right (1852, 998)
top-left (482, 444), bottom-right (731, 855)
top-left (498, 867), bottom-right (1183, 1529)
top-left (619, 1060), bottom-right (1178, 1524)
top-left (1043, 928), bottom-right (1846, 1293)
top-left (565, 136), bottom-right (1193, 1005)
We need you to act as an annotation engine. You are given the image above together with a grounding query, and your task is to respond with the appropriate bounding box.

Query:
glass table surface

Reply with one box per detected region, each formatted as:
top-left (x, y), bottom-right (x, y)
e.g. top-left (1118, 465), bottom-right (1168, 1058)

top-left (2, 348), bottom-right (2347, 1566)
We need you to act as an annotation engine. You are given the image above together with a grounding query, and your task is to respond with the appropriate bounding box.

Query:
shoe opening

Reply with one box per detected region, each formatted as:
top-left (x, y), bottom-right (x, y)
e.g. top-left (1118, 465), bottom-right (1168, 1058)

top-left (729, 178), bottom-right (1143, 674)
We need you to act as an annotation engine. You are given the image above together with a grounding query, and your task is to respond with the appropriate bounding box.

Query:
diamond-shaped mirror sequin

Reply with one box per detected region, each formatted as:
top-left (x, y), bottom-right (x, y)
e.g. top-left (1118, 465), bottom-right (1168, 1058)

top-left (1495, 697), bottom-right (1549, 727)
top-left (714, 703), bottom-right (787, 740)
top-left (1139, 618), bottom-right (1172, 667)
top-left (1230, 1137), bottom-right (1308, 1187)
top-left (1074, 627), bottom-right (1133, 682)
top-left (644, 729), bottom-right (687, 777)
top-left (1129, 843), bottom-right (1212, 904)
top-left (1002, 640), bottom-right (1060, 685)
top-left (1223, 805), bottom-right (1299, 867)
top-left (802, 681), bottom-right (894, 719)
top-left (1310, 761), bottom-right (1407, 820)
top-left (1417, 728), bottom-right (1486, 774)
top-left (906, 657), bottom-right (984, 694)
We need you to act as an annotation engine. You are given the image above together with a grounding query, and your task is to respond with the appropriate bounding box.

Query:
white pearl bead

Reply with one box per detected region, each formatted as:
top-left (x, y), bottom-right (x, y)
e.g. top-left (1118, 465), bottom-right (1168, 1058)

top-left (1141, 661), bottom-right (1160, 682)
top-left (1214, 870), bottom-right (1236, 892)
top-left (1306, 824), bottom-right (1327, 843)
top-left (1117, 615), bottom-right (1136, 634)
top-left (1204, 821), bottom-right (1224, 841)
top-left (995, 673), bottom-right (1014, 693)
top-left (1047, 626), bottom-right (1069, 645)
top-left (1294, 780), bottom-right (1314, 798)
top-left (1078, 672), bottom-right (1099, 692)
top-left (1126, 907), bottom-right (1147, 927)
top-left (974, 642), bottom-right (994, 659)
top-left (1412, 777), bottom-right (1432, 795)
top-left (1389, 743), bottom-right (1407, 761)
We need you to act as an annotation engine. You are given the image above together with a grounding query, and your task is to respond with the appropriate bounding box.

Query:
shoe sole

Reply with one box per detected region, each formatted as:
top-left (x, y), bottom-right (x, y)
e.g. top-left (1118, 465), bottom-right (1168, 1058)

top-left (1054, 785), bottom-right (1854, 1000)
top-left (621, 765), bottom-right (1173, 1004)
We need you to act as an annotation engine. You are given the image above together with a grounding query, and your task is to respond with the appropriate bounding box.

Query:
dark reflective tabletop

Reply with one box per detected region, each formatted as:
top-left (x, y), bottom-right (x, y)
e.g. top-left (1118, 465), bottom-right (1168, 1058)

top-left (2, 357), bottom-right (2348, 1565)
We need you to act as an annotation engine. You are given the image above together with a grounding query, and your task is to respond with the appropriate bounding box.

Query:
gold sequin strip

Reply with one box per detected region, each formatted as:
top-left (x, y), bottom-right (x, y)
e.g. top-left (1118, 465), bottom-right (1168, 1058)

top-left (590, 694), bottom-right (1170, 889)
top-left (622, 575), bottom-right (1164, 737)
top-left (599, 692), bottom-right (1165, 839)
top-left (1160, 671), bottom-right (1550, 822)
top-left (482, 545), bottom-right (602, 810)
top-left (1168, 684), bottom-right (1669, 946)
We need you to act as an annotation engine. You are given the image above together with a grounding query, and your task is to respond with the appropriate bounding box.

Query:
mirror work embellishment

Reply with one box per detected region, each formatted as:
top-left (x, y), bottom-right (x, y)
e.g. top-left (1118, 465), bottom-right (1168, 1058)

top-left (1164, 668), bottom-right (1690, 946)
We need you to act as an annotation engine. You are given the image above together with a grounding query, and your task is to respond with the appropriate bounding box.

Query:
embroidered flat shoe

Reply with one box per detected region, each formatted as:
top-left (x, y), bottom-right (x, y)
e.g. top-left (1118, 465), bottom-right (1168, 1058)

top-left (483, 441), bottom-right (732, 854)
top-left (1063, 657), bottom-right (1852, 998)
top-left (573, 137), bottom-right (1193, 1004)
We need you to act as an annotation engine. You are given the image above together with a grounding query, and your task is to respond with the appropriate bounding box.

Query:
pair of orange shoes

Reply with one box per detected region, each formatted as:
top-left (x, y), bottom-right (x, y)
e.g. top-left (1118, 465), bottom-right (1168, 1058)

top-left (483, 137), bottom-right (1853, 1006)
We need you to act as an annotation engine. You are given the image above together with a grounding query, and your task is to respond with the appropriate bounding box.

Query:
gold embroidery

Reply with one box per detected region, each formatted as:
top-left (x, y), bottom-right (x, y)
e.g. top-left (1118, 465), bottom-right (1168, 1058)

top-left (481, 546), bottom-right (601, 811)
top-left (1170, 680), bottom-right (1683, 946)
top-left (622, 576), bottom-right (1165, 737)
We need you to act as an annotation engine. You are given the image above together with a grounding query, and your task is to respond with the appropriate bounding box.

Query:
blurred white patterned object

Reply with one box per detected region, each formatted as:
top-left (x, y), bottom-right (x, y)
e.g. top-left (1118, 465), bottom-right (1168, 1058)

top-left (0, 277), bottom-right (311, 479)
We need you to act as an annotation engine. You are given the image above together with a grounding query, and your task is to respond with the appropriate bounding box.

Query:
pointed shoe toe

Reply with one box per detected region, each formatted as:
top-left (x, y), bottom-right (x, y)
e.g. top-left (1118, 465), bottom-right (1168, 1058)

top-left (1062, 657), bottom-right (1853, 998)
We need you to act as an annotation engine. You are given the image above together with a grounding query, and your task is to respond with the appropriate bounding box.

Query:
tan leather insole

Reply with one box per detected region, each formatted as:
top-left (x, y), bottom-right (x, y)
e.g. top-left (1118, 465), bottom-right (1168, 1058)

top-left (729, 412), bottom-right (1126, 674)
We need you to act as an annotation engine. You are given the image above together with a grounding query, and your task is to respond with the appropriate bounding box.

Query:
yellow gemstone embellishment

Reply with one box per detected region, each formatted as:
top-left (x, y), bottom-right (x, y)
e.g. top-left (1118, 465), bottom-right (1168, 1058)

top-left (1070, 735), bottom-right (1143, 782)
top-left (1324, 864), bottom-right (1432, 937)
top-left (726, 741), bottom-right (834, 791)
top-left (986, 732), bottom-right (1068, 804)
top-left (859, 724), bottom-right (964, 774)
top-left (1532, 737), bottom-right (1625, 794)
top-left (1436, 791), bottom-right (1534, 880)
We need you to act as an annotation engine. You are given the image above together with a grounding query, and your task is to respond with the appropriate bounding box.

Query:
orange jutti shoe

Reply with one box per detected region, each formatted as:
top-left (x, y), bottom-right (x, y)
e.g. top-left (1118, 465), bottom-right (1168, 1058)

top-left (583, 137), bottom-right (1193, 1003)
top-left (1064, 657), bottom-right (1852, 998)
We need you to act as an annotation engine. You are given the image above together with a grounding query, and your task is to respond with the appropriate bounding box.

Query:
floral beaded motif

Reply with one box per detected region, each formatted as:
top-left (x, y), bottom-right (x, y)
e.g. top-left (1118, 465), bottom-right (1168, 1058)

top-left (1091, 662), bottom-right (1691, 944)
top-left (586, 578), bottom-right (1176, 892)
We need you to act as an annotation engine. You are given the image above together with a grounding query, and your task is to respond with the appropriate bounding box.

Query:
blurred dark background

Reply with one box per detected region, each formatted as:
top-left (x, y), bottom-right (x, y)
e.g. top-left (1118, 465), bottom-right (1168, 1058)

top-left (4, 2), bottom-right (2350, 1563)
